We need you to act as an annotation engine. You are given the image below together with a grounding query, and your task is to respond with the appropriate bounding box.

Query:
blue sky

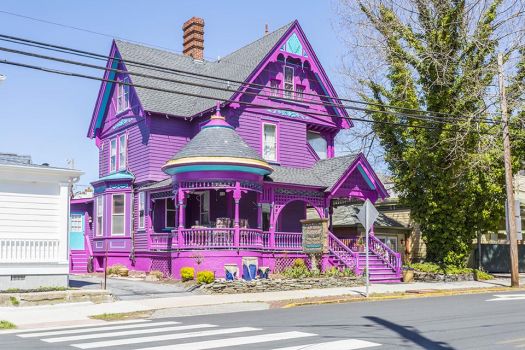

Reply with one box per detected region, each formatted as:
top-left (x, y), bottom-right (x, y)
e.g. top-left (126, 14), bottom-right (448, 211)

top-left (0, 0), bottom-right (349, 185)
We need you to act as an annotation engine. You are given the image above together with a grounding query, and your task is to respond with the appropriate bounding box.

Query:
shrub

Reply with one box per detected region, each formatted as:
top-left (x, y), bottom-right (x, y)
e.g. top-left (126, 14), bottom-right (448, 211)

top-left (409, 262), bottom-right (473, 276)
top-left (9, 297), bottom-right (19, 306)
top-left (283, 262), bottom-right (311, 279)
top-left (196, 271), bottom-right (215, 284)
top-left (149, 270), bottom-right (164, 280)
top-left (474, 269), bottom-right (494, 281)
top-left (106, 264), bottom-right (129, 276)
top-left (324, 267), bottom-right (340, 277)
top-left (292, 258), bottom-right (306, 268)
top-left (180, 267), bottom-right (195, 282)
top-left (0, 320), bottom-right (16, 329)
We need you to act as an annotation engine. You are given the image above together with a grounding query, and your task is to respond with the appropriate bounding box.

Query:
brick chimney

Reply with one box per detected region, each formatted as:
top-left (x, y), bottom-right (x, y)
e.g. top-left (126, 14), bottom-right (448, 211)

top-left (182, 17), bottom-right (205, 60)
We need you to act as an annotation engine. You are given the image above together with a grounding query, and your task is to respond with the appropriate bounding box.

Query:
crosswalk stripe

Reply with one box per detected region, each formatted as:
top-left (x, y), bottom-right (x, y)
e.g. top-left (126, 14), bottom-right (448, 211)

top-left (1, 319), bottom-right (150, 334)
top-left (72, 327), bottom-right (261, 349)
top-left (135, 331), bottom-right (317, 350)
top-left (18, 321), bottom-right (178, 338)
top-left (270, 338), bottom-right (382, 350)
top-left (42, 324), bottom-right (217, 343)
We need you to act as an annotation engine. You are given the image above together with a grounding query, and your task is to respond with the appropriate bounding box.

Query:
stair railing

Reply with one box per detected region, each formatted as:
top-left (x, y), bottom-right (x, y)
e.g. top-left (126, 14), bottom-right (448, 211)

top-left (327, 231), bottom-right (361, 275)
top-left (368, 235), bottom-right (402, 277)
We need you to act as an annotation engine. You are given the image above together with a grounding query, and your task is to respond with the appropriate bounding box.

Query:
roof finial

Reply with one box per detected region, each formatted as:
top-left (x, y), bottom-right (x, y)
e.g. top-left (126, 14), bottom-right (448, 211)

top-left (215, 101), bottom-right (221, 115)
top-left (265, 23), bottom-right (269, 35)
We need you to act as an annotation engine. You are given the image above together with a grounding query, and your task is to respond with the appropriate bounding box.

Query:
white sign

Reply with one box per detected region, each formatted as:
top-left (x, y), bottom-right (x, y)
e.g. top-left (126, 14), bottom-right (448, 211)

top-left (356, 199), bottom-right (379, 233)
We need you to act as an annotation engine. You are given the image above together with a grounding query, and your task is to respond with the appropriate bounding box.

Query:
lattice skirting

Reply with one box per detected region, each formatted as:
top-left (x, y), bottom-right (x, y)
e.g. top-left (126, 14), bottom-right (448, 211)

top-left (150, 257), bottom-right (172, 278)
top-left (273, 257), bottom-right (311, 273)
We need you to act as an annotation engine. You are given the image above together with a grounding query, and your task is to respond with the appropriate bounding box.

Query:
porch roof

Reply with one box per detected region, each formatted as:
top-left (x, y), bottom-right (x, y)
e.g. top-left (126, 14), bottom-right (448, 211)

top-left (265, 154), bottom-right (358, 190)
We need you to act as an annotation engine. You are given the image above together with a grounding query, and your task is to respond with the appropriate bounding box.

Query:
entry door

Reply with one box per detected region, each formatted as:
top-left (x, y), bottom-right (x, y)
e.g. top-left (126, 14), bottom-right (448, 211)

top-left (69, 213), bottom-right (85, 250)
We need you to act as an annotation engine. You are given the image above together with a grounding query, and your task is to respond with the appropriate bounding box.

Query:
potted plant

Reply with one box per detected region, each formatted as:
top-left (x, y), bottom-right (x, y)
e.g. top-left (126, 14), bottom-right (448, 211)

top-left (356, 237), bottom-right (365, 252)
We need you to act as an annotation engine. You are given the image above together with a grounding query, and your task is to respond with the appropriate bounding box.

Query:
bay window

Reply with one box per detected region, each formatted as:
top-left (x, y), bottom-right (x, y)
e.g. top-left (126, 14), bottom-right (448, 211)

top-left (111, 194), bottom-right (125, 236)
top-left (118, 134), bottom-right (127, 171)
top-left (96, 196), bottom-right (104, 237)
top-left (263, 123), bottom-right (277, 161)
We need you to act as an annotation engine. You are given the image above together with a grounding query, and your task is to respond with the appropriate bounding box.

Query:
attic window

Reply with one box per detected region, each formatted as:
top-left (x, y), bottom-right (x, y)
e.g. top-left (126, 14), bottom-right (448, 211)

top-left (284, 66), bottom-right (294, 99)
top-left (270, 80), bottom-right (280, 97)
top-left (117, 78), bottom-right (130, 113)
top-left (296, 85), bottom-right (305, 101)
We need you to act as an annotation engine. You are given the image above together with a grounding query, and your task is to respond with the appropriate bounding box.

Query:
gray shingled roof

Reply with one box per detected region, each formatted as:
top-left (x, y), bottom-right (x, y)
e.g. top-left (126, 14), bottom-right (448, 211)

top-left (331, 204), bottom-right (407, 229)
top-left (169, 126), bottom-right (266, 162)
top-left (139, 178), bottom-right (173, 191)
top-left (265, 154), bottom-right (358, 190)
top-left (115, 22), bottom-right (293, 117)
top-left (0, 153), bottom-right (32, 165)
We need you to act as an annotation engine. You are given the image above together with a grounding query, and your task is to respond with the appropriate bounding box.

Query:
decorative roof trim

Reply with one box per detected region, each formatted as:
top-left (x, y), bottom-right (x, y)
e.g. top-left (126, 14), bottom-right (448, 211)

top-left (163, 156), bottom-right (272, 173)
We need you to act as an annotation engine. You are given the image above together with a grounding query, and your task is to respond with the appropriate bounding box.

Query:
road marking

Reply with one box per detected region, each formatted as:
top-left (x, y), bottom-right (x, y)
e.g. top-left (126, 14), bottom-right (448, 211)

top-left (1, 319), bottom-right (150, 334)
top-left (486, 294), bottom-right (525, 302)
top-left (72, 326), bottom-right (261, 349)
top-left (18, 321), bottom-right (177, 338)
top-left (135, 331), bottom-right (317, 350)
top-left (271, 338), bottom-right (382, 349)
top-left (42, 323), bottom-right (216, 343)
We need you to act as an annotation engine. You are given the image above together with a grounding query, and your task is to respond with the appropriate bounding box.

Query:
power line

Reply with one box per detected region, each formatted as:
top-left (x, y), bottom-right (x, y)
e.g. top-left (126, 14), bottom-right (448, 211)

top-left (0, 44), bottom-right (498, 128)
top-left (0, 57), bottom-right (506, 138)
top-left (0, 33), bottom-right (500, 124)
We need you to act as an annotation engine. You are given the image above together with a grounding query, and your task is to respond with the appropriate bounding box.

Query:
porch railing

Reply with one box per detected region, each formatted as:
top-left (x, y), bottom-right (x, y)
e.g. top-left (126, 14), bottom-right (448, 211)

top-left (181, 228), bottom-right (234, 248)
top-left (274, 232), bottom-right (303, 250)
top-left (327, 232), bottom-right (360, 275)
top-left (368, 235), bottom-right (402, 277)
top-left (0, 238), bottom-right (60, 263)
top-left (150, 233), bottom-right (175, 250)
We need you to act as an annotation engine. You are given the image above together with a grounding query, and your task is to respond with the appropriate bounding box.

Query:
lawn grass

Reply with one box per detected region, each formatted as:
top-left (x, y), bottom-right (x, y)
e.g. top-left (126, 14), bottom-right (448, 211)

top-left (0, 320), bottom-right (16, 329)
top-left (89, 310), bottom-right (153, 321)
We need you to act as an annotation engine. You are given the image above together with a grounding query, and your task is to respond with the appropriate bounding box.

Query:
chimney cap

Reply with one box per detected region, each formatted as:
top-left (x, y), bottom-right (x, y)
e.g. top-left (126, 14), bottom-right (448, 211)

top-left (183, 17), bottom-right (204, 30)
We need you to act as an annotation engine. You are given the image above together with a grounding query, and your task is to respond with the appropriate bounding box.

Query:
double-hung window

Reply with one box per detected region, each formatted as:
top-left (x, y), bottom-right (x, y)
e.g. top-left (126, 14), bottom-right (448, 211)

top-left (138, 192), bottom-right (145, 229)
top-left (111, 194), bottom-right (125, 236)
top-left (110, 139), bottom-right (117, 173)
top-left (117, 78), bottom-right (130, 113)
top-left (70, 214), bottom-right (83, 232)
top-left (284, 66), bottom-right (294, 99)
top-left (96, 196), bottom-right (104, 237)
top-left (118, 134), bottom-right (127, 171)
top-left (262, 123), bottom-right (277, 161)
top-left (295, 85), bottom-right (305, 101)
top-left (165, 198), bottom-right (177, 228)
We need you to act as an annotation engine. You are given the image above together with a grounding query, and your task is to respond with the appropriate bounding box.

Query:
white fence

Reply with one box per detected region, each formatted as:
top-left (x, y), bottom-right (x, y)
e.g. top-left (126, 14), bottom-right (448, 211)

top-left (0, 239), bottom-right (60, 263)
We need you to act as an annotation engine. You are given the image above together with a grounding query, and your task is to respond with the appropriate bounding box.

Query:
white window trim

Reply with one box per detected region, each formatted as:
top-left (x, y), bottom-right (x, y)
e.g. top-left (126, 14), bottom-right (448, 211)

top-left (165, 198), bottom-right (177, 228)
top-left (109, 138), bottom-right (117, 173)
top-left (95, 196), bottom-right (104, 237)
top-left (307, 130), bottom-right (328, 160)
top-left (284, 66), bottom-right (294, 99)
top-left (138, 192), bottom-right (145, 229)
top-left (70, 214), bottom-right (84, 233)
top-left (118, 134), bottom-right (127, 171)
top-left (262, 122), bottom-right (278, 162)
top-left (117, 77), bottom-right (130, 113)
top-left (111, 194), bottom-right (126, 236)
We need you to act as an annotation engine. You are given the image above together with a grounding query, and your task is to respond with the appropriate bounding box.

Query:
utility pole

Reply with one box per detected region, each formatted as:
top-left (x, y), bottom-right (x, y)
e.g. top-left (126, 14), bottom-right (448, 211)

top-left (498, 53), bottom-right (520, 287)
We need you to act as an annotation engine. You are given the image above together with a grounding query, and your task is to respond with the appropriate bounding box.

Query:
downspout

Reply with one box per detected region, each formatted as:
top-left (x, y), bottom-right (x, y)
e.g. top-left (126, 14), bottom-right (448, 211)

top-left (129, 188), bottom-right (136, 266)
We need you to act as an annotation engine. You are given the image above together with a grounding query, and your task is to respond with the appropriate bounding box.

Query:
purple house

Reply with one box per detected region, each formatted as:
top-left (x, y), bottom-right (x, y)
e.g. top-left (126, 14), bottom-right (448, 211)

top-left (71, 17), bottom-right (401, 282)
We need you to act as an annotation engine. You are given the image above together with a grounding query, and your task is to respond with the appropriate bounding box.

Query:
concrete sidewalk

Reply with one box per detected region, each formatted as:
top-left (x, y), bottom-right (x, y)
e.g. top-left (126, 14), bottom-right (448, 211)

top-left (0, 278), bottom-right (514, 329)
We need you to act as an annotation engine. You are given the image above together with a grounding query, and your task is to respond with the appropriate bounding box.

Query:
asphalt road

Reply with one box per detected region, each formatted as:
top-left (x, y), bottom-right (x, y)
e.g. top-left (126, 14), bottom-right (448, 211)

top-left (2, 290), bottom-right (525, 349)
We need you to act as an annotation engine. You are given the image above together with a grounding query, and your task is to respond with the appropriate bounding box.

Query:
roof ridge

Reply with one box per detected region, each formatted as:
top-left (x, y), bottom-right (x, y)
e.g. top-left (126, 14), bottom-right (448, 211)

top-left (220, 21), bottom-right (294, 61)
top-left (114, 39), bottom-right (212, 63)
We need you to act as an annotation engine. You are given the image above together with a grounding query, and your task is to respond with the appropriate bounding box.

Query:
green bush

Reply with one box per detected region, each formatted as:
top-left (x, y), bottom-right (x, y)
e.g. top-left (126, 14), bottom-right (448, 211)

top-left (196, 270), bottom-right (215, 284)
top-left (0, 320), bottom-right (16, 329)
top-left (9, 297), bottom-right (19, 306)
top-left (283, 262), bottom-right (311, 279)
top-left (292, 258), bottom-right (306, 268)
top-left (180, 267), bottom-right (195, 282)
top-left (474, 269), bottom-right (494, 281)
top-left (106, 264), bottom-right (129, 276)
top-left (409, 262), bottom-right (473, 275)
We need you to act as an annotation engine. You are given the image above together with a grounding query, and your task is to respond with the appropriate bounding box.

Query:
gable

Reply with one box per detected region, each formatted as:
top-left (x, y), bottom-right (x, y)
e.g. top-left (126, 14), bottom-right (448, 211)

top-left (88, 42), bottom-right (145, 140)
top-left (229, 22), bottom-right (351, 129)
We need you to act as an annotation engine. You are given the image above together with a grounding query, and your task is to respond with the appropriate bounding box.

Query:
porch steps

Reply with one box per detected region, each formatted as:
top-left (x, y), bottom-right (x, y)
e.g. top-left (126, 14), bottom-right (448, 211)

top-left (70, 250), bottom-right (89, 274)
top-left (358, 252), bottom-right (401, 283)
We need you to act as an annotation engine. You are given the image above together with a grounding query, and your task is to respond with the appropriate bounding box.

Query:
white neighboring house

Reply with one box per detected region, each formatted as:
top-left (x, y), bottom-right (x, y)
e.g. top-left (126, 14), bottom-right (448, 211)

top-left (0, 153), bottom-right (82, 290)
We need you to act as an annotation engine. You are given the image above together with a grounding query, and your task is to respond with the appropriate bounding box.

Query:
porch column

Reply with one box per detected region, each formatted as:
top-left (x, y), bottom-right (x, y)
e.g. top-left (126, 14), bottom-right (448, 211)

top-left (233, 182), bottom-right (242, 248)
top-left (256, 193), bottom-right (262, 230)
top-left (269, 203), bottom-right (276, 249)
top-left (177, 189), bottom-right (186, 247)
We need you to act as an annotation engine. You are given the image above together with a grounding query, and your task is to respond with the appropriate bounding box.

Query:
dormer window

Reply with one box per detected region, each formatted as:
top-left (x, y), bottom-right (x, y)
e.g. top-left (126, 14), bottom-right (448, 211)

top-left (117, 78), bottom-right (130, 113)
top-left (109, 134), bottom-right (127, 173)
top-left (284, 66), bottom-right (294, 99)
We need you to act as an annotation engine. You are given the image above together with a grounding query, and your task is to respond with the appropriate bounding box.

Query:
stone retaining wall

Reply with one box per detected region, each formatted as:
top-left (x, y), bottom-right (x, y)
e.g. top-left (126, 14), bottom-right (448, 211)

top-left (413, 271), bottom-right (474, 282)
top-left (200, 277), bottom-right (364, 294)
top-left (0, 289), bottom-right (113, 307)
